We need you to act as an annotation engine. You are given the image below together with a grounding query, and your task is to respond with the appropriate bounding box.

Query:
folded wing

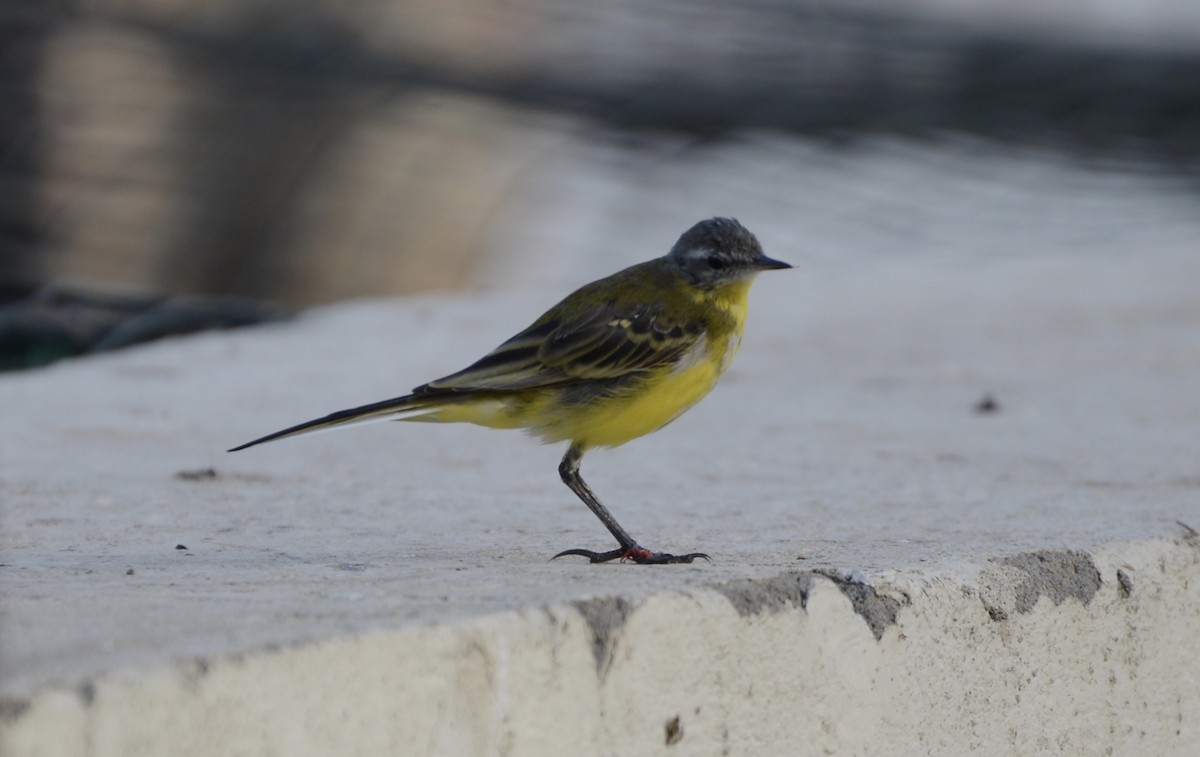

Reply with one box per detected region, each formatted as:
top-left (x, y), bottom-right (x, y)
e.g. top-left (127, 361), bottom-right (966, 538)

top-left (418, 305), bottom-right (704, 394)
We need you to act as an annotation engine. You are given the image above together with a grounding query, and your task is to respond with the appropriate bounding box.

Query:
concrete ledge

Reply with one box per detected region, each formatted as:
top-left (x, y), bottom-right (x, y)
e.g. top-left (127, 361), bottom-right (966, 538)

top-left (4, 536), bottom-right (1197, 755)
top-left (3, 224), bottom-right (1199, 754)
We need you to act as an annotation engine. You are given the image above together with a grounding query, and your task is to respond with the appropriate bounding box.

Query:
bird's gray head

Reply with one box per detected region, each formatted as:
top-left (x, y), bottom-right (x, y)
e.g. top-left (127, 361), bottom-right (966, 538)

top-left (668, 217), bottom-right (791, 289)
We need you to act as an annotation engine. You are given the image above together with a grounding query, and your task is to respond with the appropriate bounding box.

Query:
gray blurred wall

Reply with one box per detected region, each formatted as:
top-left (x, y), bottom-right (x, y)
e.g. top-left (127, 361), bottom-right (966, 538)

top-left (3, 0), bottom-right (1199, 305)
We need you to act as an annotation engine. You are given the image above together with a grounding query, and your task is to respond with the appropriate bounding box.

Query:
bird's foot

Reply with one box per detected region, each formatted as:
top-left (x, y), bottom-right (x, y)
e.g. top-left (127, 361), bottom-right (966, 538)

top-left (552, 545), bottom-right (711, 564)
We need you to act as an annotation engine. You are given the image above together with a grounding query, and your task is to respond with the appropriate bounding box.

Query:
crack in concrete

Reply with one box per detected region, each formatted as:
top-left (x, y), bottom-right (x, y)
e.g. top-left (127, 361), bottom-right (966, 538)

top-left (572, 596), bottom-right (635, 674)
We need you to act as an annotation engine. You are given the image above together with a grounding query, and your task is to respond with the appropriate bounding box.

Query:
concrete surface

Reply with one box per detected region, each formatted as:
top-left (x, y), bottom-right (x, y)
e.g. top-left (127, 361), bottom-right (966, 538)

top-left (3, 236), bottom-right (1200, 754)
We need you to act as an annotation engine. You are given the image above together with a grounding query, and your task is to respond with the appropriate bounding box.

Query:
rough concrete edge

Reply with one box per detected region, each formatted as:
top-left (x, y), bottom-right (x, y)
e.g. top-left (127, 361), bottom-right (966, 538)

top-left (3, 531), bottom-right (1197, 743)
top-left (540, 545), bottom-right (1117, 671)
top-left (709, 569), bottom-right (904, 641)
top-left (710, 571), bottom-right (814, 616)
top-left (1000, 549), bottom-right (1103, 611)
top-left (977, 548), bottom-right (1104, 621)
top-left (566, 569), bottom-right (900, 680)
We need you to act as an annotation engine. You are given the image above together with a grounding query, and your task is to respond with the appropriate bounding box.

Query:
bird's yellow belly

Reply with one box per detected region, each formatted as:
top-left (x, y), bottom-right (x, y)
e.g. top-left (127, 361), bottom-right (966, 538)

top-left (561, 360), bottom-right (722, 448)
top-left (415, 361), bottom-right (721, 448)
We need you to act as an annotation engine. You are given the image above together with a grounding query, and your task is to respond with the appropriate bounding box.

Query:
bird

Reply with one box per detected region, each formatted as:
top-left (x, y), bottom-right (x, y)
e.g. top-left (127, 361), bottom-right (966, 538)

top-left (230, 217), bottom-right (790, 564)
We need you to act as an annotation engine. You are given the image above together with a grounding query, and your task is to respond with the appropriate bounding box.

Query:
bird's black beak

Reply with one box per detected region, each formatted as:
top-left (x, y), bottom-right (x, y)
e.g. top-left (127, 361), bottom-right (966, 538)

top-left (755, 256), bottom-right (792, 271)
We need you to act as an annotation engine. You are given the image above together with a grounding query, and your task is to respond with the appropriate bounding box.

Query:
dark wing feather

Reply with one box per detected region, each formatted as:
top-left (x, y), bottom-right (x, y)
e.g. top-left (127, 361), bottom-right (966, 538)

top-left (538, 306), bottom-right (703, 379)
top-left (419, 304), bottom-right (704, 393)
top-left (418, 319), bottom-right (565, 393)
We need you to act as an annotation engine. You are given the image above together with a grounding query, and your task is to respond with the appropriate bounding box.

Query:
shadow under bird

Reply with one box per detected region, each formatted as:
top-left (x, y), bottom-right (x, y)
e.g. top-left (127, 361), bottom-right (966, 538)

top-left (230, 217), bottom-right (790, 564)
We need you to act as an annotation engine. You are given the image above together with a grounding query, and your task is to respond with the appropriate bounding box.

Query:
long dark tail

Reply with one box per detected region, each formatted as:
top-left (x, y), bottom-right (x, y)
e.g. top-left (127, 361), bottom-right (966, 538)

top-left (228, 393), bottom-right (436, 452)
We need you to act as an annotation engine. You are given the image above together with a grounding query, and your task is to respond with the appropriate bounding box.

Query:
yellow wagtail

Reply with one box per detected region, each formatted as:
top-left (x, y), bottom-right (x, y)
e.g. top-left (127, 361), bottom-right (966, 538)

top-left (230, 217), bottom-right (790, 564)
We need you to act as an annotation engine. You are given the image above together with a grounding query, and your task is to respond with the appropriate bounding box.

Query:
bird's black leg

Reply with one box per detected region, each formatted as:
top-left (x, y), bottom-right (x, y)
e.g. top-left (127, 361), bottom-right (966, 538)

top-left (551, 444), bottom-right (710, 565)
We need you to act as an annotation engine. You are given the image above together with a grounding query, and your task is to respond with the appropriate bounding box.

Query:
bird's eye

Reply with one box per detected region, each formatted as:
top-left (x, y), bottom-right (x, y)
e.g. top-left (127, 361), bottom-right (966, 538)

top-left (706, 255), bottom-right (726, 270)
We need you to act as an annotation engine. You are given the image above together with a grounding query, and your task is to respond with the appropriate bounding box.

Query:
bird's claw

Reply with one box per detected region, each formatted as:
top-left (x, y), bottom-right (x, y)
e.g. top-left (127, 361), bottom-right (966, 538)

top-left (552, 545), bottom-right (711, 565)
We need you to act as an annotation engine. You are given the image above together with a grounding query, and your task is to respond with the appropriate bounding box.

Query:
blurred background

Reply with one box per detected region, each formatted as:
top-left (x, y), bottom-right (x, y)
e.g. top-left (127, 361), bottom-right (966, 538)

top-left (2, 0), bottom-right (1199, 367)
